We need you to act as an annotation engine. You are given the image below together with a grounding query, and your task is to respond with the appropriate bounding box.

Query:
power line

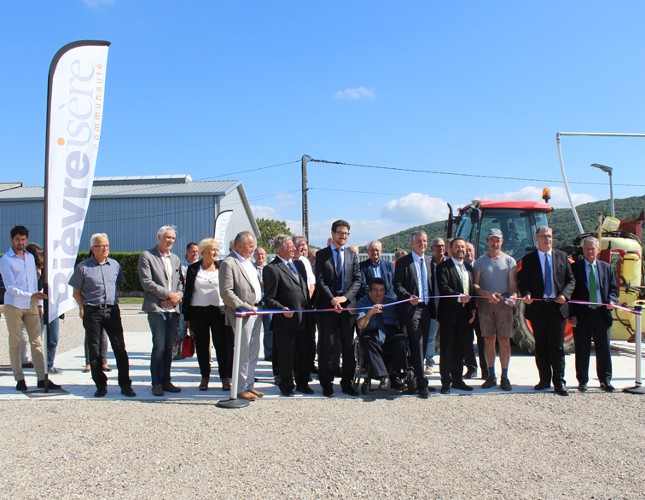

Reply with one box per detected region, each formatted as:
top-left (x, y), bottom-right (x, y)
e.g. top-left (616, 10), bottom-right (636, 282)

top-left (308, 158), bottom-right (645, 187)
top-left (194, 160), bottom-right (300, 181)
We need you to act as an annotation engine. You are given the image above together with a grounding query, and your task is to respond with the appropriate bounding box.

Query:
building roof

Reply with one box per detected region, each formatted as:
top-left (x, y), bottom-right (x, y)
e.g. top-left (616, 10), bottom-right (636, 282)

top-left (0, 177), bottom-right (241, 201)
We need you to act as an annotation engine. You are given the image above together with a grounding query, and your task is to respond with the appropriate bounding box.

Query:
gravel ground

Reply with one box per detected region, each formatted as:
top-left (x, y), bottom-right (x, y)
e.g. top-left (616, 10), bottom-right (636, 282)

top-left (0, 305), bottom-right (643, 498)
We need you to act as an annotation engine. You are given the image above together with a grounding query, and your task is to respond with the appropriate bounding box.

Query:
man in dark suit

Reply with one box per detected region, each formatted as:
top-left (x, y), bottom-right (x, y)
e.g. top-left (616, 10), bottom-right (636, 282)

top-left (569, 236), bottom-right (618, 392)
top-left (358, 240), bottom-right (395, 299)
top-left (263, 235), bottom-right (312, 396)
top-left (518, 226), bottom-right (575, 396)
top-left (393, 230), bottom-right (436, 398)
top-left (314, 219), bottom-right (362, 397)
top-left (437, 237), bottom-right (475, 394)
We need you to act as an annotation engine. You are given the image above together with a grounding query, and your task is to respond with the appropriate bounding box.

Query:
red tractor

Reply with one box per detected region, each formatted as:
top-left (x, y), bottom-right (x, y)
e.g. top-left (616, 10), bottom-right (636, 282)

top-left (446, 195), bottom-right (575, 353)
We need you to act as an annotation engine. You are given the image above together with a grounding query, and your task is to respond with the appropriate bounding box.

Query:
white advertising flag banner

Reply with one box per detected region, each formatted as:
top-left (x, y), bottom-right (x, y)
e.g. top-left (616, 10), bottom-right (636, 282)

top-left (46, 41), bottom-right (110, 323)
top-left (214, 210), bottom-right (234, 256)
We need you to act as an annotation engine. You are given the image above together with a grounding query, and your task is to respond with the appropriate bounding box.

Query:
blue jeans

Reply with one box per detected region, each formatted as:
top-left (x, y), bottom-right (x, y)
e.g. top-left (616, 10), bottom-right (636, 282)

top-left (424, 318), bottom-right (439, 366)
top-left (41, 317), bottom-right (60, 370)
top-left (148, 312), bottom-right (179, 385)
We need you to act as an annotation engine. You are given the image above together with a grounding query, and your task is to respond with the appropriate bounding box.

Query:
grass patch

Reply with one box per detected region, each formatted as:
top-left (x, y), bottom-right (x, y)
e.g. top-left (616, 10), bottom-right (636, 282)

top-left (119, 297), bottom-right (144, 305)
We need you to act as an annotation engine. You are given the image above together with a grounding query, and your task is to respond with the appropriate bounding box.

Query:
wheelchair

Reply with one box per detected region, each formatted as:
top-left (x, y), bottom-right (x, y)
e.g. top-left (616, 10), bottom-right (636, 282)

top-left (351, 332), bottom-right (417, 395)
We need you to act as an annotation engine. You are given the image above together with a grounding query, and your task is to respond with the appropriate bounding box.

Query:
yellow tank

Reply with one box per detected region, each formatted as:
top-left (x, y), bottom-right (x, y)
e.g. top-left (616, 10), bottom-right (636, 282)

top-left (599, 236), bottom-right (643, 340)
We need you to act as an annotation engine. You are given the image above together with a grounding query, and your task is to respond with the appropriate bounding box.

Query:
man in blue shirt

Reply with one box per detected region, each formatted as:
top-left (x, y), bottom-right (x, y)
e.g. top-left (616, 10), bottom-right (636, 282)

top-left (356, 278), bottom-right (408, 390)
top-left (69, 233), bottom-right (135, 398)
top-left (0, 225), bottom-right (62, 391)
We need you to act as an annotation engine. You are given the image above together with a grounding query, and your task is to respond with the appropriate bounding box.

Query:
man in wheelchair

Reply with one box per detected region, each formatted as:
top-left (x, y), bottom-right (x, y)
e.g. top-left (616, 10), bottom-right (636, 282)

top-left (355, 278), bottom-right (409, 391)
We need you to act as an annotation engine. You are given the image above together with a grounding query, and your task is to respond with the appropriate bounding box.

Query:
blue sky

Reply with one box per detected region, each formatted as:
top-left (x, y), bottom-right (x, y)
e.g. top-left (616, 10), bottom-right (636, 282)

top-left (1, 1), bottom-right (644, 247)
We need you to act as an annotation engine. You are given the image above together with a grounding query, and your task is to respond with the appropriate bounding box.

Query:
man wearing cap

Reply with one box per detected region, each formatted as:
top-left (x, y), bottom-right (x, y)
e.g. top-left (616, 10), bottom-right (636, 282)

top-left (473, 228), bottom-right (518, 391)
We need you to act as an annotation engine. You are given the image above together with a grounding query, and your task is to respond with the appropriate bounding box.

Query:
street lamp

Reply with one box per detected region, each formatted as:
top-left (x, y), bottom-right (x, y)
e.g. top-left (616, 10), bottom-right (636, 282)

top-left (591, 163), bottom-right (615, 217)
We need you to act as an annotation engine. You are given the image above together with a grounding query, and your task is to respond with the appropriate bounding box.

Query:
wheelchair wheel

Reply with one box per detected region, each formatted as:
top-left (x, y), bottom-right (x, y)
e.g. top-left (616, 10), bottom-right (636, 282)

top-left (351, 337), bottom-right (364, 391)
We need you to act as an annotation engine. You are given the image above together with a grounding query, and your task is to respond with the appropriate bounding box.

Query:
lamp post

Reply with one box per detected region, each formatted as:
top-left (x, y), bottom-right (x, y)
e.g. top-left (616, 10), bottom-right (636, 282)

top-left (591, 163), bottom-right (615, 217)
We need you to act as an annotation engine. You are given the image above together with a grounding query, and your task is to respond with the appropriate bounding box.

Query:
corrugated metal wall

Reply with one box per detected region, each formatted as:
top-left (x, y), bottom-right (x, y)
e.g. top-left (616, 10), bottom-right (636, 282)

top-left (0, 191), bottom-right (257, 255)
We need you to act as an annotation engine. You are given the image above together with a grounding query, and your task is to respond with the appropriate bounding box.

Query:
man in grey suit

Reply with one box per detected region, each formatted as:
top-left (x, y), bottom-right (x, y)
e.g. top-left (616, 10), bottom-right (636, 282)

top-left (138, 225), bottom-right (184, 396)
top-left (219, 231), bottom-right (264, 401)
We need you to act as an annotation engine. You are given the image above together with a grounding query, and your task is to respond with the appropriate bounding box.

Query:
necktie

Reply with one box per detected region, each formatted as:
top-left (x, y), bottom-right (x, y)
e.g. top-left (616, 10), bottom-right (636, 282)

top-left (589, 263), bottom-right (599, 309)
top-left (335, 248), bottom-right (344, 292)
top-left (287, 260), bottom-right (299, 277)
top-left (459, 263), bottom-right (469, 294)
top-left (376, 313), bottom-right (386, 344)
top-left (419, 257), bottom-right (428, 302)
top-left (544, 253), bottom-right (553, 297)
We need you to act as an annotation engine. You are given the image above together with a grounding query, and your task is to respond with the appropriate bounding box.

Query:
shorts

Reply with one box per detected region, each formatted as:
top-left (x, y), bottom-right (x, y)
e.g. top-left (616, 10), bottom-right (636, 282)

top-left (478, 300), bottom-right (513, 338)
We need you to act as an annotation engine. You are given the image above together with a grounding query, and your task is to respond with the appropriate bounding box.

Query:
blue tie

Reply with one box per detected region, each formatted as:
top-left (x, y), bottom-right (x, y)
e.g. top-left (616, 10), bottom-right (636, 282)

top-left (544, 253), bottom-right (553, 297)
top-left (335, 248), bottom-right (344, 293)
top-left (420, 257), bottom-right (428, 302)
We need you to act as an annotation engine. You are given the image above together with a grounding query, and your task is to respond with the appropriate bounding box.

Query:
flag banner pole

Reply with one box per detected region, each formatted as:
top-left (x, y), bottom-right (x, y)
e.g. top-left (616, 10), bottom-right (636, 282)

top-left (43, 40), bottom-right (110, 391)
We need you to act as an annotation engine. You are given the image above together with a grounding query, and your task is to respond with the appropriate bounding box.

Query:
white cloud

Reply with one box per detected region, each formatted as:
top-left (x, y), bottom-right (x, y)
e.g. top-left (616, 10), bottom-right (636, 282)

top-left (333, 86), bottom-right (375, 100)
top-left (382, 193), bottom-right (448, 224)
top-left (250, 204), bottom-right (280, 219)
top-left (275, 191), bottom-right (295, 207)
top-left (483, 186), bottom-right (596, 207)
top-left (82, 0), bottom-right (114, 9)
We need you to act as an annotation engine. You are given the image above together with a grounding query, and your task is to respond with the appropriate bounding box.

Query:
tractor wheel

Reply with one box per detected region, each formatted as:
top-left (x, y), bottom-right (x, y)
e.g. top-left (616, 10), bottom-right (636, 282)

top-left (512, 300), bottom-right (575, 354)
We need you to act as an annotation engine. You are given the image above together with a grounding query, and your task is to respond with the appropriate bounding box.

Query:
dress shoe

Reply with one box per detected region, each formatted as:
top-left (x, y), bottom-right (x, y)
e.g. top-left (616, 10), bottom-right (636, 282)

top-left (162, 382), bottom-right (181, 393)
top-left (554, 386), bottom-right (569, 396)
top-left (22, 362), bottom-right (34, 369)
top-left (418, 387), bottom-right (429, 399)
top-left (577, 383), bottom-right (588, 392)
top-left (82, 365), bottom-right (91, 373)
top-left (322, 386), bottom-right (335, 398)
top-left (341, 385), bottom-right (359, 397)
top-left (152, 384), bottom-right (164, 396)
top-left (16, 380), bottom-right (27, 392)
top-left (378, 377), bottom-right (391, 390)
top-left (452, 381), bottom-right (473, 391)
top-left (500, 378), bottom-right (512, 391)
top-left (102, 365), bottom-right (112, 372)
top-left (464, 369), bottom-right (476, 379)
top-left (94, 386), bottom-right (107, 397)
top-left (38, 379), bottom-right (62, 390)
top-left (237, 390), bottom-right (257, 400)
top-left (121, 386), bottom-right (136, 397)
top-left (280, 389), bottom-right (295, 397)
top-left (391, 377), bottom-right (406, 390)
top-left (440, 385), bottom-right (451, 394)
top-left (296, 385), bottom-right (314, 394)
top-left (600, 382), bottom-right (615, 392)
top-left (274, 376), bottom-right (282, 386)
top-left (265, 355), bottom-right (273, 362)
top-left (534, 382), bottom-right (551, 391)
top-left (481, 377), bottom-right (497, 389)
top-left (250, 388), bottom-right (265, 398)
top-left (199, 377), bottom-right (209, 391)
top-left (222, 378), bottom-right (232, 391)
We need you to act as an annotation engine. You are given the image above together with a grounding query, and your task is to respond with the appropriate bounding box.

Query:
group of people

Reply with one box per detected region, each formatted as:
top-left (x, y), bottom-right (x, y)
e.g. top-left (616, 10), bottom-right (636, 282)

top-left (0, 220), bottom-right (618, 400)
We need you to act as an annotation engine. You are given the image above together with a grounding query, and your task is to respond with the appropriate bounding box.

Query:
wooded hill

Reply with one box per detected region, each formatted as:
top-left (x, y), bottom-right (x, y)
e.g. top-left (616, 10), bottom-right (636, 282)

top-left (374, 195), bottom-right (644, 253)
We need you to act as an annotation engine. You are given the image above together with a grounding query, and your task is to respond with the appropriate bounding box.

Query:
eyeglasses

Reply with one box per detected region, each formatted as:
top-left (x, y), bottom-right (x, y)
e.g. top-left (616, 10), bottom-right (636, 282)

top-left (335, 231), bottom-right (350, 237)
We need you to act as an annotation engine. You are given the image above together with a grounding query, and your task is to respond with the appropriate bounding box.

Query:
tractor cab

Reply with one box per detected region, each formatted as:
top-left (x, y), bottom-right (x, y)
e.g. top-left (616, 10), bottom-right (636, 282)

top-left (449, 200), bottom-right (553, 262)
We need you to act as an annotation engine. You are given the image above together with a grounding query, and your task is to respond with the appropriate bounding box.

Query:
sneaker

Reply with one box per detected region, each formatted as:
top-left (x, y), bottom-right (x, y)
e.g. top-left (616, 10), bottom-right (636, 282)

top-left (162, 382), bottom-right (181, 393)
top-left (500, 378), bottom-right (512, 391)
top-left (424, 364), bottom-right (434, 375)
top-left (49, 367), bottom-right (63, 374)
top-left (481, 377), bottom-right (497, 389)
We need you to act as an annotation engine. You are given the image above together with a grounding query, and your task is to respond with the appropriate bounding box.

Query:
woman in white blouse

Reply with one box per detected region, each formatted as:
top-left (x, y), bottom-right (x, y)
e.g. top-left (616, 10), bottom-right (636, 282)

top-left (182, 238), bottom-right (233, 391)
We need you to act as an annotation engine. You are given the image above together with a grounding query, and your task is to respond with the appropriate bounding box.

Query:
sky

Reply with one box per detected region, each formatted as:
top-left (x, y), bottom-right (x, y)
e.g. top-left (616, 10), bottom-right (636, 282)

top-left (1, 1), bottom-right (644, 248)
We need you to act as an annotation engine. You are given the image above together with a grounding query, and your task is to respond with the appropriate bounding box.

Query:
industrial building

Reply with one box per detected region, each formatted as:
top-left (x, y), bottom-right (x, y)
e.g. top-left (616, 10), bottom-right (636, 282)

top-left (0, 175), bottom-right (259, 253)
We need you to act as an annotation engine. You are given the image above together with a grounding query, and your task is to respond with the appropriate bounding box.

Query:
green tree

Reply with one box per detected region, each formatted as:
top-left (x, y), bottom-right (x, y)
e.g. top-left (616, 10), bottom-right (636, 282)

top-left (256, 218), bottom-right (292, 251)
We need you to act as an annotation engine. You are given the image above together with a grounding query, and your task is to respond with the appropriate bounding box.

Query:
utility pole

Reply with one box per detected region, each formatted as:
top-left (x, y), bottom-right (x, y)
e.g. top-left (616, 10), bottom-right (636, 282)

top-left (301, 154), bottom-right (311, 241)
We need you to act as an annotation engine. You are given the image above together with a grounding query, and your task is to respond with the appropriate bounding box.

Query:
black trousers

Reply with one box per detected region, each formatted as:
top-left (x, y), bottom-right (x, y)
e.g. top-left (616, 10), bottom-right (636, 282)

top-left (360, 331), bottom-right (408, 379)
top-left (83, 305), bottom-right (131, 389)
top-left (531, 302), bottom-right (566, 388)
top-left (574, 308), bottom-right (612, 385)
top-left (402, 305), bottom-right (430, 389)
top-left (317, 310), bottom-right (356, 388)
top-left (275, 328), bottom-right (311, 392)
top-left (190, 306), bottom-right (233, 379)
top-left (439, 312), bottom-right (470, 387)
top-left (464, 315), bottom-right (487, 375)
